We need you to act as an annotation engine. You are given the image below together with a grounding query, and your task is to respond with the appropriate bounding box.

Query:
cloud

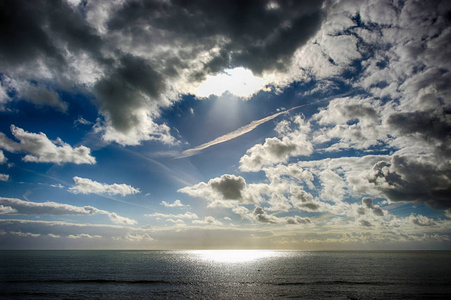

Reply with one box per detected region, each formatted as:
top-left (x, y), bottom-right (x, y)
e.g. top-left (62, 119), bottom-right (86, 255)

top-left (0, 219), bottom-right (142, 240)
top-left (0, 205), bottom-right (17, 214)
top-left (120, 233), bottom-right (154, 242)
top-left (290, 188), bottom-right (324, 212)
top-left (0, 197), bottom-right (101, 215)
top-left (145, 212), bottom-right (199, 220)
top-left (0, 150), bottom-right (6, 164)
top-left (359, 219), bottom-right (373, 227)
top-left (160, 200), bottom-right (187, 208)
top-left (387, 111), bottom-right (451, 158)
top-left (93, 54), bottom-right (177, 146)
top-left (0, 125), bottom-right (96, 164)
top-left (0, 0), bottom-right (325, 146)
top-left (192, 216), bottom-right (223, 226)
top-left (67, 233), bottom-right (102, 239)
top-left (50, 183), bottom-right (64, 189)
top-left (16, 81), bottom-right (68, 111)
top-left (410, 215), bottom-right (437, 227)
top-left (1, 213), bottom-right (450, 250)
top-left (0, 197), bottom-right (136, 225)
top-left (0, 174), bottom-right (9, 182)
top-left (165, 219), bottom-right (186, 225)
top-left (107, 0), bottom-right (324, 75)
top-left (9, 231), bottom-right (41, 238)
top-left (359, 155), bottom-right (451, 210)
top-left (0, 0), bottom-right (103, 107)
top-left (240, 135), bottom-right (313, 172)
top-left (252, 207), bottom-right (279, 224)
top-left (240, 115), bottom-right (313, 172)
top-left (179, 174), bottom-right (255, 206)
top-left (210, 175), bottom-right (246, 200)
top-left (73, 116), bottom-right (93, 127)
top-left (107, 212), bottom-right (137, 225)
top-left (252, 206), bottom-right (311, 225)
top-left (311, 97), bottom-right (386, 152)
top-left (355, 198), bottom-right (386, 220)
top-left (361, 197), bottom-right (384, 217)
top-left (286, 216), bottom-right (312, 225)
top-left (69, 176), bottom-right (140, 196)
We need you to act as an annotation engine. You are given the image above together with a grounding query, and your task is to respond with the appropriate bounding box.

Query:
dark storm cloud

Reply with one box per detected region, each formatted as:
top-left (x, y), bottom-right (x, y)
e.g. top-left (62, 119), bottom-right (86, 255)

top-left (0, 0), bottom-right (106, 111)
top-left (0, 0), bottom-right (326, 145)
top-left (387, 111), bottom-right (451, 157)
top-left (0, 0), bottom-right (63, 68)
top-left (108, 0), bottom-right (324, 76)
top-left (366, 156), bottom-right (451, 209)
top-left (210, 174), bottom-right (246, 200)
top-left (94, 54), bottom-right (167, 133)
top-left (0, 0), bottom-right (103, 73)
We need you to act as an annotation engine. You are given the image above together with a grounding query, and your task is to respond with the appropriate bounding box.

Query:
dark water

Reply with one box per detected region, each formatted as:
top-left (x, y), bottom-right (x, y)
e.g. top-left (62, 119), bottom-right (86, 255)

top-left (0, 250), bottom-right (450, 299)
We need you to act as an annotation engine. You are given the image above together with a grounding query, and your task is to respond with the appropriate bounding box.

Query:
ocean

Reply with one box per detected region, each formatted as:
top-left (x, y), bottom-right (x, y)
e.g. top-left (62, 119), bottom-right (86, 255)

top-left (0, 250), bottom-right (450, 299)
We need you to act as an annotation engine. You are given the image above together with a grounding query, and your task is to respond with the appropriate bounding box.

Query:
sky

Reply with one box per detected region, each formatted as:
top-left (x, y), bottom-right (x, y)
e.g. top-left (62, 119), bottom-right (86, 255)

top-left (0, 0), bottom-right (450, 250)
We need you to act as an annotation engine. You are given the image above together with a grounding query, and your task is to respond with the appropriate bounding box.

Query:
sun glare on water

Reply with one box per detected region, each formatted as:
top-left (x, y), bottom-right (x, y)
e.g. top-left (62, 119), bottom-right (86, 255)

top-left (192, 250), bottom-right (279, 263)
top-left (194, 67), bottom-right (266, 98)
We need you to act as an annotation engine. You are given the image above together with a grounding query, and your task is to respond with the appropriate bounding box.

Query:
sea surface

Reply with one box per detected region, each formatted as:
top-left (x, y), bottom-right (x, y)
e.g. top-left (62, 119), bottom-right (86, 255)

top-left (0, 250), bottom-right (450, 299)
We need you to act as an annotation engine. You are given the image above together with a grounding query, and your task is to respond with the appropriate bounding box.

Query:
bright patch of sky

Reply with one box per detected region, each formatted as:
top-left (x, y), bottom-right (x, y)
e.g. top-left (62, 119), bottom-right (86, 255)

top-left (0, 0), bottom-right (450, 250)
top-left (194, 68), bottom-right (267, 98)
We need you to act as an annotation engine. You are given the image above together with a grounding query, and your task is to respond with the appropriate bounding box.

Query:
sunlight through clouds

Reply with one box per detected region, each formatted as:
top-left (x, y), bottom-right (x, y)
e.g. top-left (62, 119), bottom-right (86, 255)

top-left (194, 67), bottom-right (266, 98)
top-left (1, 0), bottom-right (450, 251)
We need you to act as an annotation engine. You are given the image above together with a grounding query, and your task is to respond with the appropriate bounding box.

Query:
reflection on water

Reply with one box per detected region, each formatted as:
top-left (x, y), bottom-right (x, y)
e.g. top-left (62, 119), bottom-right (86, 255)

top-left (1, 251), bottom-right (450, 299)
top-left (190, 249), bottom-right (283, 263)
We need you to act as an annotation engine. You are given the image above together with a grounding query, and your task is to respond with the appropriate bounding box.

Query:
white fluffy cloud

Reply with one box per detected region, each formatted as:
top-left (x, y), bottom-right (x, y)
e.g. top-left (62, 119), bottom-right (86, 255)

top-left (145, 212), bottom-right (199, 220)
top-left (160, 200), bottom-right (187, 208)
top-left (0, 174), bottom-right (9, 182)
top-left (67, 233), bottom-right (101, 239)
top-left (0, 125), bottom-right (95, 164)
top-left (240, 116), bottom-right (313, 172)
top-left (0, 150), bottom-right (6, 164)
top-left (0, 205), bottom-right (17, 214)
top-left (192, 216), bottom-right (223, 226)
top-left (69, 176), bottom-right (140, 196)
top-left (107, 212), bottom-right (137, 225)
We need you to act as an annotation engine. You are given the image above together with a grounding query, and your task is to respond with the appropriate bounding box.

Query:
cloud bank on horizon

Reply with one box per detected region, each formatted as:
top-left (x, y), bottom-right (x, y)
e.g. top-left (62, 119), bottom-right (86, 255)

top-left (0, 0), bottom-right (450, 250)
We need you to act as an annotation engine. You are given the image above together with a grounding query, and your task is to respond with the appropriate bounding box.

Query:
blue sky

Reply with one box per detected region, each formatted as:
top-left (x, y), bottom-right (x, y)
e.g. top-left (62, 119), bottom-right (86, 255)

top-left (1, 0), bottom-right (450, 250)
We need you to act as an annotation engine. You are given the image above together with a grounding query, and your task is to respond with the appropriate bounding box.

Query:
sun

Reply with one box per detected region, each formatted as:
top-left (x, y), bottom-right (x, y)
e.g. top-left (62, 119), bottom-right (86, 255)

top-left (194, 67), bottom-right (266, 98)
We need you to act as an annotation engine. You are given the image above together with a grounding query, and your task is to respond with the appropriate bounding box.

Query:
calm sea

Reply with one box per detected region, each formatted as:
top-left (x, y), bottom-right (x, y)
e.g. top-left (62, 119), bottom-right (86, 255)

top-left (0, 250), bottom-right (450, 299)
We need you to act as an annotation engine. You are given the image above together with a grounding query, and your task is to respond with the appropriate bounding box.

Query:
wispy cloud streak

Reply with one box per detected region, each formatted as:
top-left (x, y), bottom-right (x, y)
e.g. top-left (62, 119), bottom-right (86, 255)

top-left (179, 105), bottom-right (304, 158)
